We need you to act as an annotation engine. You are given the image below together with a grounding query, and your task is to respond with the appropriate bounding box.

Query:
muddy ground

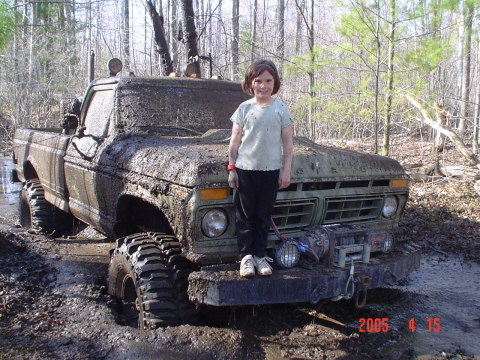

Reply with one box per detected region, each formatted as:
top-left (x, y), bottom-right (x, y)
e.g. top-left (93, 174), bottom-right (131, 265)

top-left (1, 138), bottom-right (480, 360)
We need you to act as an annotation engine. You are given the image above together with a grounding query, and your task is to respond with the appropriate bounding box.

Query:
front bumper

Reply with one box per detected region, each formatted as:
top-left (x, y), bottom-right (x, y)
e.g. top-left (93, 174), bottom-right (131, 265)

top-left (188, 244), bottom-right (421, 306)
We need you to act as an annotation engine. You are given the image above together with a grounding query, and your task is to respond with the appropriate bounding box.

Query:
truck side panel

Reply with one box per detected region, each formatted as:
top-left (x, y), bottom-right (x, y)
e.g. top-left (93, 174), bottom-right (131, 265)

top-left (13, 128), bottom-right (71, 211)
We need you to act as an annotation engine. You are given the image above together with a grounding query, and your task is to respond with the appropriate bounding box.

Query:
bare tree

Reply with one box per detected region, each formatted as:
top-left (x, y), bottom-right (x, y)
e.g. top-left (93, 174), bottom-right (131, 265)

top-left (231, 0), bottom-right (239, 80)
top-left (474, 45), bottom-right (480, 154)
top-left (121, 0), bottom-right (131, 72)
top-left (181, 0), bottom-right (201, 76)
top-left (406, 94), bottom-right (480, 170)
top-left (459, 0), bottom-right (474, 135)
top-left (382, 0), bottom-right (396, 156)
top-left (169, 0), bottom-right (179, 72)
top-left (146, 0), bottom-right (174, 75)
top-left (295, 0), bottom-right (304, 54)
top-left (251, 0), bottom-right (258, 62)
top-left (276, 0), bottom-right (285, 77)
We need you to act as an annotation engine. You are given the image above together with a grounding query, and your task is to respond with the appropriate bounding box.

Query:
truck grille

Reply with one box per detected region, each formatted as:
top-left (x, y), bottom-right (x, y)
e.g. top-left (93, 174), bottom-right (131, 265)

top-left (271, 199), bottom-right (316, 231)
top-left (323, 196), bottom-right (383, 224)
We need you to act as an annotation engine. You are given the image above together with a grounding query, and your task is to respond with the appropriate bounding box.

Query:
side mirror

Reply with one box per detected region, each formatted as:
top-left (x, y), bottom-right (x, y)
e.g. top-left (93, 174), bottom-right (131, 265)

top-left (61, 97), bottom-right (82, 134)
top-left (62, 114), bottom-right (79, 134)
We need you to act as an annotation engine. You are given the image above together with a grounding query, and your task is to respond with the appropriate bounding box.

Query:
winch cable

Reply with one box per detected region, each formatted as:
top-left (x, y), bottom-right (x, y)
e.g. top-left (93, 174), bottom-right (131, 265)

top-left (343, 256), bottom-right (356, 300)
top-left (270, 218), bottom-right (320, 263)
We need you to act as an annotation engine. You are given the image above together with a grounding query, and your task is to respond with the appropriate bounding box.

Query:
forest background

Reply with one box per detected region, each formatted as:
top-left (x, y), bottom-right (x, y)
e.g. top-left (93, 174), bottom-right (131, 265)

top-left (0, 0), bottom-right (480, 163)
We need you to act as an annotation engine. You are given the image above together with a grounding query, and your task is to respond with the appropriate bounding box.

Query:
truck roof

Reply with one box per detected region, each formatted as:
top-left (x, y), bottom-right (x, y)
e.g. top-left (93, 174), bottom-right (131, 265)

top-left (90, 75), bottom-right (244, 91)
top-left (87, 75), bottom-right (250, 134)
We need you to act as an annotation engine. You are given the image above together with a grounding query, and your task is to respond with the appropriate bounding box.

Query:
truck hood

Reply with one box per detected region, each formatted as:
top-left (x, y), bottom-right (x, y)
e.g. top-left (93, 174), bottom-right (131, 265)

top-left (102, 130), bottom-right (406, 188)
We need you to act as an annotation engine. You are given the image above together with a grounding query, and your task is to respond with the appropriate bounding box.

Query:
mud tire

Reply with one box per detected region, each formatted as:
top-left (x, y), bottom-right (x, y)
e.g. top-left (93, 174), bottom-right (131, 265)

top-left (108, 232), bottom-right (197, 329)
top-left (20, 179), bottom-right (55, 233)
top-left (19, 179), bottom-right (75, 234)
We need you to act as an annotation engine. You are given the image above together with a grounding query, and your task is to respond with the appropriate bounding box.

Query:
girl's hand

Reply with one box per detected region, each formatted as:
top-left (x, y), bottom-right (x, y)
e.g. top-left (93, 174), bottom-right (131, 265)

top-left (228, 170), bottom-right (239, 190)
top-left (278, 169), bottom-right (291, 189)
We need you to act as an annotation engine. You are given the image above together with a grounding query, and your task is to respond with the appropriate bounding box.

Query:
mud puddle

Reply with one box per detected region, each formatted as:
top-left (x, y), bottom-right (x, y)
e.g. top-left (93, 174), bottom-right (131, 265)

top-left (394, 255), bottom-right (480, 356)
top-left (2, 154), bottom-right (479, 359)
top-left (340, 254), bottom-right (480, 358)
top-left (0, 154), bottom-right (22, 228)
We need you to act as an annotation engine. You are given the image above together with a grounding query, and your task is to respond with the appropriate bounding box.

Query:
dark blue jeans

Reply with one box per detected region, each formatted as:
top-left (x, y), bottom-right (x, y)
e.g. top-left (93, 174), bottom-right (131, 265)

top-left (234, 168), bottom-right (279, 259)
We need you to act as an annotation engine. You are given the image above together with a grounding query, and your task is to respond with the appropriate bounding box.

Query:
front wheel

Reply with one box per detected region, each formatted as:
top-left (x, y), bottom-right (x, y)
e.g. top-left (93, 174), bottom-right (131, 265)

top-left (108, 232), bottom-right (197, 329)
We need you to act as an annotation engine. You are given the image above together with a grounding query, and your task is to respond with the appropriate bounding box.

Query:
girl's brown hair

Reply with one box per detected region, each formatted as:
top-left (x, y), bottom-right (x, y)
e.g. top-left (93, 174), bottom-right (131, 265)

top-left (242, 60), bottom-right (281, 96)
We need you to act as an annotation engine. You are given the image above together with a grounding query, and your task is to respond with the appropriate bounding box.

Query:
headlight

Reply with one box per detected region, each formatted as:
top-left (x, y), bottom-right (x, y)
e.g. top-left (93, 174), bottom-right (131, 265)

top-left (275, 240), bottom-right (300, 268)
top-left (201, 209), bottom-right (227, 237)
top-left (382, 196), bottom-right (398, 218)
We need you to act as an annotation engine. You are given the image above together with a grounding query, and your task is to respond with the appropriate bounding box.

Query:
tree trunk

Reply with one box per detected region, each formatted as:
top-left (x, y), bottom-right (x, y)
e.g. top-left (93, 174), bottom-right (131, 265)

top-left (169, 0), bottom-right (179, 72)
top-left (406, 94), bottom-right (480, 169)
top-left (474, 45), bottom-right (480, 154)
top-left (231, 0), bottom-right (239, 81)
top-left (27, 0), bottom-right (38, 125)
top-left (434, 103), bottom-right (448, 153)
top-left (207, 0), bottom-right (212, 64)
top-left (294, 0), bottom-right (315, 139)
top-left (295, 0), bottom-right (304, 54)
top-left (65, 0), bottom-right (77, 79)
top-left (459, 0), bottom-right (473, 135)
top-left (456, 5), bottom-right (464, 106)
top-left (276, 0), bottom-right (285, 77)
top-left (382, 0), bottom-right (396, 156)
top-left (250, 0), bottom-right (257, 62)
top-left (374, 0), bottom-right (381, 154)
top-left (308, 0), bottom-right (315, 139)
top-left (215, 1), bottom-right (222, 70)
top-left (146, 0), bottom-right (174, 75)
top-left (121, 0), bottom-right (131, 72)
top-left (181, 0), bottom-right (201, 76)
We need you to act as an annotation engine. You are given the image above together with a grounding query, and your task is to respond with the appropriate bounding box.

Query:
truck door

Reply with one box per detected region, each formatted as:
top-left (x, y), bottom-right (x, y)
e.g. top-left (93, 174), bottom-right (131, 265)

top-left (64, 84), bottom-right (115, 230)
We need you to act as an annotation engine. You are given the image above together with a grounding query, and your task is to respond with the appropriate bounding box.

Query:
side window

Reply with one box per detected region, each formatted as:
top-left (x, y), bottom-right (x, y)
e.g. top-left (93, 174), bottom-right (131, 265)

top-left (83, 89), bottom-right (114, 137)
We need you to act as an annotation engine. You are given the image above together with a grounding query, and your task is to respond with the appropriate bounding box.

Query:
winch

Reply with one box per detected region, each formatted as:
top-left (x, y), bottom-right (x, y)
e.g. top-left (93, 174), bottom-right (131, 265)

top-left (301, 225), bottom-right (395, 268)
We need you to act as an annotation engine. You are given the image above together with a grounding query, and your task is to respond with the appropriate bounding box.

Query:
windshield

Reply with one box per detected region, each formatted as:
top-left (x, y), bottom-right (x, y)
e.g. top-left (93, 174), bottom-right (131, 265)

top-left (117, 79), bottom-right (249, 135)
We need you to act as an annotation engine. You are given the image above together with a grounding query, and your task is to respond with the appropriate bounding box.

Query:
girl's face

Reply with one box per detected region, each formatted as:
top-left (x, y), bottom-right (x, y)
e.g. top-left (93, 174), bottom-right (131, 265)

top-left (251, 70), bottom-right (275, 102)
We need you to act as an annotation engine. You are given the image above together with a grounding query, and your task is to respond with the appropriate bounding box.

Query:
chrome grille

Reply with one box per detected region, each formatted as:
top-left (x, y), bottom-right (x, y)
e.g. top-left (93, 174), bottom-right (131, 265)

top-left (323, 196), bottom-right (383, 224)
top-left (271, 199), bottom-right (316, 231)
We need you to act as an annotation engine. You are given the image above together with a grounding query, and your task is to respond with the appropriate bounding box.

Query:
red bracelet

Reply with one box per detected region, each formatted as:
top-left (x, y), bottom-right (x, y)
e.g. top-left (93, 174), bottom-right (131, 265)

top-left (227, 164), bottom-right (236, 171)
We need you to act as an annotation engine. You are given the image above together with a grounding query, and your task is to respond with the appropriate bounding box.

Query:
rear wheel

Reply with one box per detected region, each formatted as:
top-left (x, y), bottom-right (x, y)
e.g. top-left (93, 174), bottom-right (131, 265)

top-left (19, 179), bottom-right (54, 233)
top-left (19, 179), bottom-right (75, 234)
top-left (108, 232), bottom-right (197, 329)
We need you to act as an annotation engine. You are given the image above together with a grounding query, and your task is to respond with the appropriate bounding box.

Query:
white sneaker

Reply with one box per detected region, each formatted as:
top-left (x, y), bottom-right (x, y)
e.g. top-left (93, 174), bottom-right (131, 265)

top-left (240, 255), bottom-right (255, 277)
top-left (254, 256), bottom-right (273, 276)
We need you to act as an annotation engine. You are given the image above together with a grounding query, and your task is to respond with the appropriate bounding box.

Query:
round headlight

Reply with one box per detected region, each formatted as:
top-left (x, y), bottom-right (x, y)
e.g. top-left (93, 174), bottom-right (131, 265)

top-left (201, 209), bottom-right (227, 238)
top-left (275, 241), bottom-right (300, 268)
top-left (382, 196), bottom-right (398, 218)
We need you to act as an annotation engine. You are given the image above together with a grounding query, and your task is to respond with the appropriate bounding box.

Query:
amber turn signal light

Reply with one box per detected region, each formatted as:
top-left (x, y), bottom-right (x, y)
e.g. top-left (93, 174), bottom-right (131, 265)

top-left (391, 179), bottom-right (409, 189)
top-left (200, 188), bottom-right (229, 200)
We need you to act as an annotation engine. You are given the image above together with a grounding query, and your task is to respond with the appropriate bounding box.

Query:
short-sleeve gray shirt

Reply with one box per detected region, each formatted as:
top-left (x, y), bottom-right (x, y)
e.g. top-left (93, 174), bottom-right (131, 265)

top-left (230, 98), bottom-right (293, 171)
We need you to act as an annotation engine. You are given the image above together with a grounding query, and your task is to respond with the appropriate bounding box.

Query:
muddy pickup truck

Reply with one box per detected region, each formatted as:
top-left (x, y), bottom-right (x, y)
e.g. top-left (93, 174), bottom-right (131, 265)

top-left (12, 64), bottom-right (420, 329)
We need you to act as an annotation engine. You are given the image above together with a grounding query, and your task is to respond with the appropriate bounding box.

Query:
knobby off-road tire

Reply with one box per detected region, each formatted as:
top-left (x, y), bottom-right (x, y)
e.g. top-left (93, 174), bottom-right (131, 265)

top-left (19, 179), bottom-right (74, 234)
top-left (108, 232), bottom-right (197, 329)
top-left (20, 179), bottom-right (55, 233)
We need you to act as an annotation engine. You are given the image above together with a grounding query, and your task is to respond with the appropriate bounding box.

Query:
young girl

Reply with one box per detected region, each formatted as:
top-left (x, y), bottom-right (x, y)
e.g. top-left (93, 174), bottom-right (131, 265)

top-left (228, 60), bottom-right (294, 277)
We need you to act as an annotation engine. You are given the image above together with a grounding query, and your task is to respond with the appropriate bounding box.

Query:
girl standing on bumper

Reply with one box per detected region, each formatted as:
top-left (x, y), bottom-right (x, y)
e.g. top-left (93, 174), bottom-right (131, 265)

top-left (228, 60), bottom-right (294, 278)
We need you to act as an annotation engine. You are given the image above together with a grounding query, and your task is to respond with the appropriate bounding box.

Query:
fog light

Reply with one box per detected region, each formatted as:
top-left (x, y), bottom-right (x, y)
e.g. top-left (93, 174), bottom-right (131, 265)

top-left (275, 241), bottom-right (300, 268)
top-left (382, 234), bottom-right (394, 253)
